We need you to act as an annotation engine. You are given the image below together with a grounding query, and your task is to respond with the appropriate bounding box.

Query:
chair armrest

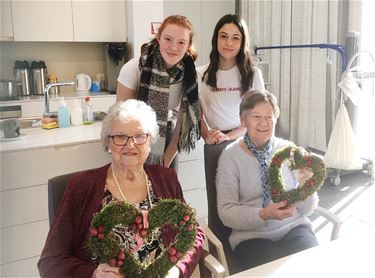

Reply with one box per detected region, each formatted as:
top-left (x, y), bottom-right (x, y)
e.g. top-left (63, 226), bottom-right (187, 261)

top-left (314, 206), bottom-right (344, 241)
top-left (199, 219), bottom-right (229, 276)
top-left (203, 253), bottom-right (226, 278)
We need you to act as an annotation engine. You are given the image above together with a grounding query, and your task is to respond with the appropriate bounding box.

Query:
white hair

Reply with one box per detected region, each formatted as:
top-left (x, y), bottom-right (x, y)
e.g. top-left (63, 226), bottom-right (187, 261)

top-left (101, 99), bottom-right (159, 152)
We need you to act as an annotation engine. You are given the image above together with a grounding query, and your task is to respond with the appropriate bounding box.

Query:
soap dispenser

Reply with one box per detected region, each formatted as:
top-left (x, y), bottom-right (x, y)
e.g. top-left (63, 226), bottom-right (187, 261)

top-left (58, 97), bottom-right (70, 128)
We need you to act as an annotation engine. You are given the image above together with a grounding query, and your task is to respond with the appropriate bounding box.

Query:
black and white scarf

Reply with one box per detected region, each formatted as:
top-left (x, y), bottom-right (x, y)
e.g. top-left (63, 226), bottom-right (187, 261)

top-left (244, 133), bottom-right (274, 207)
top-left (138, 41), bottom-right (201, 165)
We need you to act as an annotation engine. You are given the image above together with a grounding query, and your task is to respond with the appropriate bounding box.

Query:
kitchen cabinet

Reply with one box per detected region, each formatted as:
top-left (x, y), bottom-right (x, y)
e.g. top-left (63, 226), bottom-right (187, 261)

top-left (1, 137), bottom-right (111, 275)
top-left (10, 1), bottom-right (126, 42)
top-left (72, 0), bottom-right (127, 42)
top-left (0, 0), bottom-right (13, 40)
top-left (12, 0), bottom-right (74, 41)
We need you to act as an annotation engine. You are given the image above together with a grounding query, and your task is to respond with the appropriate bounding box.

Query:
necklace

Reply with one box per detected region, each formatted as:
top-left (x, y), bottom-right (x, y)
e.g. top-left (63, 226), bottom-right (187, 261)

top-left (111, 164), bottom-right (153, 207)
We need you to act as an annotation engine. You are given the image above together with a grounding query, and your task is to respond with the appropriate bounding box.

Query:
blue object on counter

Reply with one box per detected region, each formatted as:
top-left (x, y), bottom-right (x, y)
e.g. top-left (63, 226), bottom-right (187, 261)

top-left (57, 97), bottom-right (70, 128)
top-left (91, 81), bottom-right (101, 93)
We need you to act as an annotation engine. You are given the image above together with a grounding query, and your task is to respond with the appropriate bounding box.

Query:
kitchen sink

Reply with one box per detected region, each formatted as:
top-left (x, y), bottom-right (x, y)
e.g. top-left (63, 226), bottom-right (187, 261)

top-left (18, 116), bottom-right (44, 128)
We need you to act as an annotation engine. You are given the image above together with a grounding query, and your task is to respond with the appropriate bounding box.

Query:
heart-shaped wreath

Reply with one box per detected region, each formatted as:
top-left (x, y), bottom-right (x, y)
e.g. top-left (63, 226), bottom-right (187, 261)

top-left (269, 145), bottom-right (326, 206)
top-left (87, 199), bottom-right (197, 278)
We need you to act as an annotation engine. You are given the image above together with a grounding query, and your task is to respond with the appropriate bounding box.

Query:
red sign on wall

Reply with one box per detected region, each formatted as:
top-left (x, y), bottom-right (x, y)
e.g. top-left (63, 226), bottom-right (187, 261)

top-left (151, 22), bottom-right (161, 35)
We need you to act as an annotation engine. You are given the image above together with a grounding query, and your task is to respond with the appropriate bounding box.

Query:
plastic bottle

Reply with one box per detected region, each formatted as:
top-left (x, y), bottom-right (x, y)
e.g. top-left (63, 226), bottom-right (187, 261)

top-left (70, 99), bottom-right (83, 126)
top-left (83, 96), bottom-right (94, 125)
top-left (57, 97), bottom-right (70, 128)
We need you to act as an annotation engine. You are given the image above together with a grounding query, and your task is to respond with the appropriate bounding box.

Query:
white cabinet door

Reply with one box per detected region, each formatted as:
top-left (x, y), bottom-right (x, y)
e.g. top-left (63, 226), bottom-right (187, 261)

top-left (0, 0), bottom-right (13, 40)
top-left (0, 141), bottom-right (111, 274)
top-left (12, 0), bottom-right (74, 41)
top-left (1, 141), bottom-right (110, 191)
top-left (72, 0), bottom-right (127, 42)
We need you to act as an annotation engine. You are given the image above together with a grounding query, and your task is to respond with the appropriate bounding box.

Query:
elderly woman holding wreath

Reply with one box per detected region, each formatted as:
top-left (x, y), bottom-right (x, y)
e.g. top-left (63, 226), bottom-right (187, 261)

top-left (216, 90), bottom-right (319, 270)
top-left (38, 100), bottom-right (204, 278)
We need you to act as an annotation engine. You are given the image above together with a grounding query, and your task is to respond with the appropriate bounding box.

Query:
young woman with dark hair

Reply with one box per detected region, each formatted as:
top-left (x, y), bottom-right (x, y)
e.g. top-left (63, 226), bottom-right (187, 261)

top-left (197, 14), bottom-right (265, 145)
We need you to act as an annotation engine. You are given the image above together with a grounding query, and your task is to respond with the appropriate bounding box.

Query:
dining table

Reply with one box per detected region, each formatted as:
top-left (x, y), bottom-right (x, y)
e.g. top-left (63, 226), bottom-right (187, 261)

top-left (229, 236), bottom-right (375, 277)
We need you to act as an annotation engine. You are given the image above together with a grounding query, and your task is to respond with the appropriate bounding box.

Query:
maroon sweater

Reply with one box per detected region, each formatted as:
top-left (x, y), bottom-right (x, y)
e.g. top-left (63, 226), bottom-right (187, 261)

top-left (38, 164), bottom-right (204, 278)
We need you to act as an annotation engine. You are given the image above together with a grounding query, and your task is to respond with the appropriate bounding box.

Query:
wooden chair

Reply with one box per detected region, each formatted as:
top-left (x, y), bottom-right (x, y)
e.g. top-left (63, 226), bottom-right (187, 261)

top-left (203, 141), bottom-right (344, 277)
top-left (48, 171), bottom-right (225, 277)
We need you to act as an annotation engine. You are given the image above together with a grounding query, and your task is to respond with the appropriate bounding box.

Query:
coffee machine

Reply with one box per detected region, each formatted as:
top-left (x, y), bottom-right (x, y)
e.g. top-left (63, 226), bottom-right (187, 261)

top-left (104, 43), bottom-right (127, 93)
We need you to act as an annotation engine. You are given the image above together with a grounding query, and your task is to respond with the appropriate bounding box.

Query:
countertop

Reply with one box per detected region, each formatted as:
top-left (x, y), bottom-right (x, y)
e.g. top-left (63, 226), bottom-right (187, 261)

top-left (0, 122), bottom-right (103, 153)
top-left (0, 91), bottom-right (115, 106)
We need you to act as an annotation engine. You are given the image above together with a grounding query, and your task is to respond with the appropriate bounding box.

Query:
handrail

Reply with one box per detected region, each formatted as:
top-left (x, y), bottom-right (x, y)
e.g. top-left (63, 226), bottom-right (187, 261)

top-left (254, 43), bottom-right (347, 72)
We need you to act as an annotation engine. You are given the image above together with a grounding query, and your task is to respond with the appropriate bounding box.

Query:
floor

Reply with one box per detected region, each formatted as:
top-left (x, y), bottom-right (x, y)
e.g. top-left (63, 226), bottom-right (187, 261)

top-left (310, 171), bottom-right (375, 243)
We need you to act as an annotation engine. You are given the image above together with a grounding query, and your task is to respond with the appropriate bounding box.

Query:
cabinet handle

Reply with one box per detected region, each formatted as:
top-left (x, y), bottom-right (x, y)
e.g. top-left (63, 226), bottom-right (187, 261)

top-left (54, 145), bottom-right (80, 151)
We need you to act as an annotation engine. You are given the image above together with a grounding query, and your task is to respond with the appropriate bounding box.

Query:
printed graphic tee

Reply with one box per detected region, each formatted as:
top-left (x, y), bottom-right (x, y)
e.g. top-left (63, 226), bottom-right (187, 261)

top-left (197, 64), bottom-right (265, 131)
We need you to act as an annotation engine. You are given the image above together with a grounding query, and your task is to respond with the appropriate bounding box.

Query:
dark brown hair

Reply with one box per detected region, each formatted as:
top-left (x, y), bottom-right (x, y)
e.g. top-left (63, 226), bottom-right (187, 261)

top-left (202, 14), bottom-right (255, 95)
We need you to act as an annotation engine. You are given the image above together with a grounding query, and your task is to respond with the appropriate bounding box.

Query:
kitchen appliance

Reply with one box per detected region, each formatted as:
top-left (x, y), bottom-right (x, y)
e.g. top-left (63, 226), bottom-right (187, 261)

top-left (0, 79), bottom-right (20, 101)
top-left (31, 60), bottom-right (48, 95)
top-left (104, 43), bottom-right (127, 93)
top-left (75, 73), bottom-right (92, 92)
top-left (14, 60), bottom-right (32, 96)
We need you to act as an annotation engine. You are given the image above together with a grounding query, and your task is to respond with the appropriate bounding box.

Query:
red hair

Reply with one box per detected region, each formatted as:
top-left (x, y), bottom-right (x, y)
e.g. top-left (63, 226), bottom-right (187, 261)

top-left (153, 15), bottom-right (197, 61)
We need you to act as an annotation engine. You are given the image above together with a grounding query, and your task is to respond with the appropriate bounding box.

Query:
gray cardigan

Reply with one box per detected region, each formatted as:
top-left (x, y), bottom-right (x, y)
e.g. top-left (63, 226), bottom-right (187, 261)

top-left (216, 137), bottom-right (319, 250)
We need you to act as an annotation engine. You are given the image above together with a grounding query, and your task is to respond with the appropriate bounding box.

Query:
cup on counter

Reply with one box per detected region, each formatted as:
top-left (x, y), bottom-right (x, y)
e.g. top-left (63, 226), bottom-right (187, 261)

top-left (91, 80), bottom-right (101, 93)
top-left (3, 118), bottom-right (21, 138)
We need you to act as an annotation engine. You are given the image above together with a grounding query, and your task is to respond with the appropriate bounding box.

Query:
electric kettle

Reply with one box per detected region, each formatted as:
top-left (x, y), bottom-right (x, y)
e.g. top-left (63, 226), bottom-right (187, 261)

top-left (75, 73), bottom-right (91, 92)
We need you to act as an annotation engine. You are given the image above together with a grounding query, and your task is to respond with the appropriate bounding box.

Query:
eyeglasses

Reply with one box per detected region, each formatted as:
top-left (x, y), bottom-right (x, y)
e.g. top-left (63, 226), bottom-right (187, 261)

top-left (109, 133), bottom-right (149, 146)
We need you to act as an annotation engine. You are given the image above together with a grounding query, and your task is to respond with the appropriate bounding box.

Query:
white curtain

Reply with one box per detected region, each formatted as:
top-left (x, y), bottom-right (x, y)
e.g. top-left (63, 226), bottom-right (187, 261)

top-left (358, 0), bottom-right (375, 177)
top-left (240, 0), bottom-right (344, 151)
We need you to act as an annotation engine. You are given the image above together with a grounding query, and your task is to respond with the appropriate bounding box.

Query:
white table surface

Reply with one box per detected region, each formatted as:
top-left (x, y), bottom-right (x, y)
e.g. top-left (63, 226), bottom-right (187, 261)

top-left (229, 237), bottom-right (375, 277)
top-left (0, 121), bottom-right (102, 153)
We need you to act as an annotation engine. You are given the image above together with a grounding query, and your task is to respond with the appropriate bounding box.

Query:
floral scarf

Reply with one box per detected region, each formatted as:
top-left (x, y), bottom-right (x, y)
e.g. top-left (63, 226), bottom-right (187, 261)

top-left (244, 133), bottom-right (274, 207)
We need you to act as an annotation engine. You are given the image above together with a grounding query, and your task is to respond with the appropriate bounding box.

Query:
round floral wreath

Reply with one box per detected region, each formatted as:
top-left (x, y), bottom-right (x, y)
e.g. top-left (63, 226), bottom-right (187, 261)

top-left (87, 199), bottom-right (197, 278)
top-left (269, 145), bottom-right (326, 206)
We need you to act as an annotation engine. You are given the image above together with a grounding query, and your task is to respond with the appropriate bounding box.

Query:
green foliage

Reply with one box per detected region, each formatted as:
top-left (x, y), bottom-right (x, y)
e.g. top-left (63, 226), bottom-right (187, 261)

top-left (269, 145), bottom-right (326, 206)
top-left (87, 199), bottom-right (198, 277)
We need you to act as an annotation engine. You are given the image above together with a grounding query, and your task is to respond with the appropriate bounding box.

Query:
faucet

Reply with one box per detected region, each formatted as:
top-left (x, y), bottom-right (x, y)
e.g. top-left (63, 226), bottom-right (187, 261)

top-left (43, 81), bottom-right (75, 117)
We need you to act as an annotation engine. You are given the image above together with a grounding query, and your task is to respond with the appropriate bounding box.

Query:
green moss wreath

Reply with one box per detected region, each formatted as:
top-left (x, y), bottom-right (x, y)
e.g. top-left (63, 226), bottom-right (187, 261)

top-left (87, 199), bottom-right (197, 278)
top-left (269, 145), bottom-right (326, 206)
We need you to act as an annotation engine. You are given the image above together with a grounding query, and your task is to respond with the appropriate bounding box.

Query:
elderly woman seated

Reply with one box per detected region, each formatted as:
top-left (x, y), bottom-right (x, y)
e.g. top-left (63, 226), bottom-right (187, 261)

top-left (216, 90), bottom-right (319, 270)
top-left (38, 99), bottom-right (204, 278)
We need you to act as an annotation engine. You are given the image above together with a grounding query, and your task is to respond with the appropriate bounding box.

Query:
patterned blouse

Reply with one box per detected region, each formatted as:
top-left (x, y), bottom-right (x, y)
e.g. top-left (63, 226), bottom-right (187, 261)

top-left (92, 185), bottom-right (165, 265)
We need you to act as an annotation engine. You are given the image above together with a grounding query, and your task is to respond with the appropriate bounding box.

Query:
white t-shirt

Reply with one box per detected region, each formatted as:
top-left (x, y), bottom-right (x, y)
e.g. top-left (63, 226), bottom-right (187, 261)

top-left (117, 57), bottom-right (182, 121)
top-left (197, 64), bottom-right (265, 131)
